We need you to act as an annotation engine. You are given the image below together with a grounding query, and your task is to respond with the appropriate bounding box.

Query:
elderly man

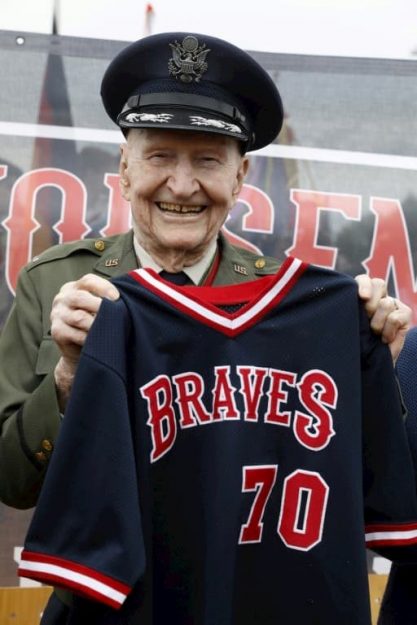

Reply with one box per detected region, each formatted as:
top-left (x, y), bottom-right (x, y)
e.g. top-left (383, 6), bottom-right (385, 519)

top-left (0, 32), bottom-right (412, 625)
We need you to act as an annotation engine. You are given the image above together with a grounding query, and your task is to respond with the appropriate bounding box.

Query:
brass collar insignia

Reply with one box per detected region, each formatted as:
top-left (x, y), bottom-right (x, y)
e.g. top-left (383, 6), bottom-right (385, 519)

top-left (233, 264), bottom-right (248, 276)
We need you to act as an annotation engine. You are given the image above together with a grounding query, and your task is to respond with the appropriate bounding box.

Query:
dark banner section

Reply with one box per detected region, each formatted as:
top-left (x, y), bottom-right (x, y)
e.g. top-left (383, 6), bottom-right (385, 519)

top-left (1, 30), bottom-right (416, 586)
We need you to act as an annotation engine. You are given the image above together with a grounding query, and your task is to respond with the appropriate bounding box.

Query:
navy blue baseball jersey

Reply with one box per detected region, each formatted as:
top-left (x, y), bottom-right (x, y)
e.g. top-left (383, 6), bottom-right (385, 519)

top-left (19, 258), bottom-right (417, 625)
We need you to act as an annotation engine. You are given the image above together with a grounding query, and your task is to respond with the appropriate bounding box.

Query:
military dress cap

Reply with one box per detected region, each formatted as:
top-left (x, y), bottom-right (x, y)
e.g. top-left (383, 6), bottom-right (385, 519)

top-left (100, 32), bottom-right (284, 151)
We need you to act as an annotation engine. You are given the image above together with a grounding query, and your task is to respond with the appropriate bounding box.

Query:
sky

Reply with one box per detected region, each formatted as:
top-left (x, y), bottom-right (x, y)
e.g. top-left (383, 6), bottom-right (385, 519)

top-left (1, 0), bottom-right (417, 59)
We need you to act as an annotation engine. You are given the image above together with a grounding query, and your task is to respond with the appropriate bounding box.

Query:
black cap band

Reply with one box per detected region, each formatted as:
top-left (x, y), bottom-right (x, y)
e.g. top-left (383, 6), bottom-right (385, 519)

top-left (121, 92), bottom-right (250, 130)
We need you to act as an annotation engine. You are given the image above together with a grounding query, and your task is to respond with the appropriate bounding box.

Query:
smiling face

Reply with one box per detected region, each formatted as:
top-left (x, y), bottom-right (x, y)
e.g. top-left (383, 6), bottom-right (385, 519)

top-left (119, 128), bottom-right (249, 270)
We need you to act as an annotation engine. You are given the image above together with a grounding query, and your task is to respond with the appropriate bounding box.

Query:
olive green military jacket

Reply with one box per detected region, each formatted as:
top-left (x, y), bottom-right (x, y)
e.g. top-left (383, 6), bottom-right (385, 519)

top-left (0, 230), bottom-right (280, 509)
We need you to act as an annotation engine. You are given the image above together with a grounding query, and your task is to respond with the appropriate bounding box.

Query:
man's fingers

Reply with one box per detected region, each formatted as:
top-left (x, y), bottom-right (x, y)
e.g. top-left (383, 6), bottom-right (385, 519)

top-left (74, 274), bottom-right (119, 301)
top-left (371, 299), bottom-right (412, 363)
top-left (355, 274), bottom-right (387, 314)
top-left (370, 299), bottom-right (411, 337)
top-left (368, 296), bottom-right (398, 334)
top-left (52, 325), bottom-right (89, 348)
top-left (354, 274), bottom-right (412, 363)
top-left (54, 305), bottom-right (97, 333)
top-left (50, 274), bottom-right (119, 361)
top-left (54, 288), bottom-right (103, 315)
top-left (51, 274), bottom-right (119, 326)
top-left (354, 273), bottom-right (373, 299)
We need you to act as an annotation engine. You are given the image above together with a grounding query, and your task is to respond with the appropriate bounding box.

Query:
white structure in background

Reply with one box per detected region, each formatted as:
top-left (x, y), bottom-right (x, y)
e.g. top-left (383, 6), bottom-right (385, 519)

top-left (0, 0), bottom-right (417, 59)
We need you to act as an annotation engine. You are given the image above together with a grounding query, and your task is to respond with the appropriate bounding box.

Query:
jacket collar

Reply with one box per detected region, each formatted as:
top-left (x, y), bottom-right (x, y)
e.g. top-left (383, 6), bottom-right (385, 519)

top-left (212, 232), bottom-right (275, 285)
top-left (92, 229), bottom-right (277, 284)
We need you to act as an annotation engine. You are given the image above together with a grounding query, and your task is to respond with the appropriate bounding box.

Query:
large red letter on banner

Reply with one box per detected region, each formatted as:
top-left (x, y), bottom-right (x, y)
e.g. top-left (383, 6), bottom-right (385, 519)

top-left (222, 183), bottom-right (275, 254)
top-left (364, 197), bottom-right (417, 322)
top-left (100, 173), bottom-right (131, 237)
top-left (3, 168), bottom-right (88, 293)
top-left (287, 190), bottom-right (361, 267)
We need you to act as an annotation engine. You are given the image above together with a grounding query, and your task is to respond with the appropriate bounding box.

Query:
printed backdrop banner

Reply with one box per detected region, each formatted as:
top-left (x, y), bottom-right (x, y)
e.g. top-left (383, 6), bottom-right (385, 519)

top-left (0, 30), bottom-right (416, 586)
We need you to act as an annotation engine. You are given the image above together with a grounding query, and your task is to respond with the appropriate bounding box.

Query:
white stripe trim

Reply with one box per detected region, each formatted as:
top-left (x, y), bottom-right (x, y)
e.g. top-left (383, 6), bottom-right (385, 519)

top-left (255, 144), bottom-right (417, 170)
top-left (365, 528), bottom-right (417, 542)
top-left (19, 559), bottom-right (126, 605)
top-left (136, 258), bottom-right (303, 330)
top-left (0, 121), bottom-right (122, 143)
top-left (0, 121), bottom-right (415, 170)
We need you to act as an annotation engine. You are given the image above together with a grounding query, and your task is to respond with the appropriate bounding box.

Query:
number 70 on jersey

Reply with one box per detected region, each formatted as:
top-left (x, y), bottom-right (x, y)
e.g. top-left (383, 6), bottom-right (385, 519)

top-left (239, 465), bottom-right (329, 551)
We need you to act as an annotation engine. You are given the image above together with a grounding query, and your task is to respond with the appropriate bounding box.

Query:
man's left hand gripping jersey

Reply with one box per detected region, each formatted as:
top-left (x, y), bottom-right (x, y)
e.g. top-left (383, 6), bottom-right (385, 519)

top-left (19, 258), bottom-right (417, 625)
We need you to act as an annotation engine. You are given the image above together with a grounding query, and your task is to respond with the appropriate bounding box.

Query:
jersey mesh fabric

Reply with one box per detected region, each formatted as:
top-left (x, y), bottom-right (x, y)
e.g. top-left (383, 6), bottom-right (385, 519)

top-left (19, 263), bottom-right (417, 625)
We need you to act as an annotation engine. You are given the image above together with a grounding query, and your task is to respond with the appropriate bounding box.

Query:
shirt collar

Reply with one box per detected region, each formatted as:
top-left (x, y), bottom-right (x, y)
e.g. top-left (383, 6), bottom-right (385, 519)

top-left (133, 236), bottom-right (217, 285)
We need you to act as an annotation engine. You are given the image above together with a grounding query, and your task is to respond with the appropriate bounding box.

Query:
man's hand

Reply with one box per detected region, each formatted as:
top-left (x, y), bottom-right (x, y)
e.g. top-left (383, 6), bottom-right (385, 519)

top-left (50, 274), bottom-right (119, 410)
top-left (355, 274), bottom-right (411, 363)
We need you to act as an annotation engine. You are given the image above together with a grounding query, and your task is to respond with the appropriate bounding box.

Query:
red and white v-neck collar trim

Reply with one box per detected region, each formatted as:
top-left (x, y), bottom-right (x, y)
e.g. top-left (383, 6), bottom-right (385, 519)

top-left (129, 256), bottom-right (307, 337)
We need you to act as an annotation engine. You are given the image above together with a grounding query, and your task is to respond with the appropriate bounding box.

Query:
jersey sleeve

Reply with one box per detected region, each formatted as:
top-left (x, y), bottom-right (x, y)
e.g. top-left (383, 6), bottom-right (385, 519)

top-left (18, 298), bottom-right (145, 609)
top-left (360, 304), bottom-right (417, 561)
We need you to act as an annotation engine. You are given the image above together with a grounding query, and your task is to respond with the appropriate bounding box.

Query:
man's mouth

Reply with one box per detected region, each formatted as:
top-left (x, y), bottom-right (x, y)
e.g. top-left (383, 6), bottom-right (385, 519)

top-left (157, 202), bottom-right (205, 214)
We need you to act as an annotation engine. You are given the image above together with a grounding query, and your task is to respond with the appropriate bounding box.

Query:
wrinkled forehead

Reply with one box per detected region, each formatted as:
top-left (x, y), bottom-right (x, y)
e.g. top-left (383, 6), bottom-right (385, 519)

top-left (125, 127), bottom-right (245, 156)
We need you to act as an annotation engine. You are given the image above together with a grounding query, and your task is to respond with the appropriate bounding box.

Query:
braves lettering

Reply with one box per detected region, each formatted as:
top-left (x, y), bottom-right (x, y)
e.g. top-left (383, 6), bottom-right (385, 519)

top-left (294, 370), bottom-right (337, 450)
top-left (140, 375), bottom-right (177, 462)
top-left (140, 365), bottom-right (338, 462)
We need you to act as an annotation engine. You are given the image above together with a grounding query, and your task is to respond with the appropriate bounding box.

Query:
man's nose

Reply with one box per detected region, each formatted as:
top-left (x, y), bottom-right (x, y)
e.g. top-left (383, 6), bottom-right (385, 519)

top-left (166, 164), bottom-right (200, 197)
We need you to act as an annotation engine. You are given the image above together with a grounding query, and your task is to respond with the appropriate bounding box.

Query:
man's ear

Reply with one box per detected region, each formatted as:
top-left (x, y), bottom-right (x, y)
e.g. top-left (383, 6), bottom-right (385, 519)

top-left (232, 156), bottom-right (250, 199)
top-left (119, 143), bottom-right (130, 200)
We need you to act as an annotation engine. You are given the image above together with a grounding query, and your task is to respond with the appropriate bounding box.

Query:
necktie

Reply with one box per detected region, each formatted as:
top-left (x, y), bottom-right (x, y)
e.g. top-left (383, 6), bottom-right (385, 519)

top-left (159, 270), bottom-right (191, 286)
